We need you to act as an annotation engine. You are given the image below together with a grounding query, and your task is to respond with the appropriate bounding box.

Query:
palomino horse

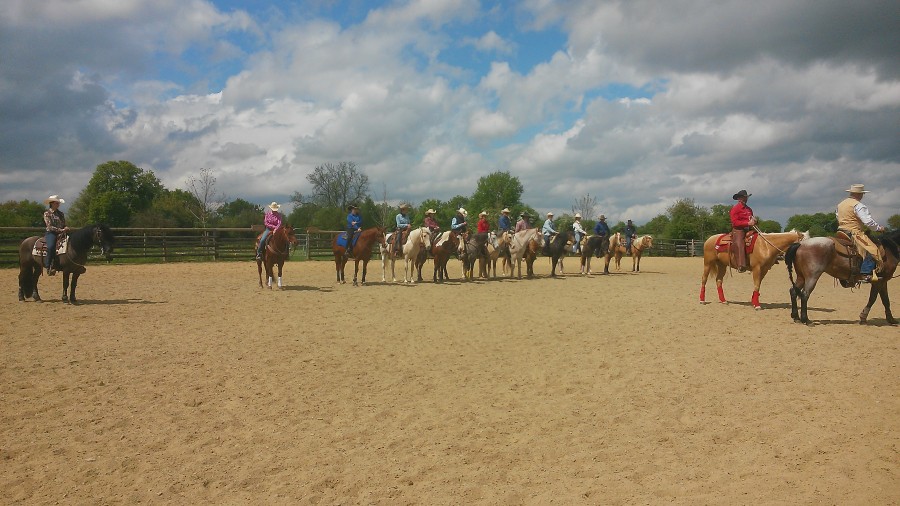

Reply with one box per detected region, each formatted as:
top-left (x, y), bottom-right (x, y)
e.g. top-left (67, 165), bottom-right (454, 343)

top-left (430, 230), bottom-right (460, 282)
top-left (18, 224), bottom-right (115, 303)
top-left (580, 233), bottom-right (616, 275)
top-left (379, 227), bottom-right (432, 283)
top-left (332, 227), bottom-right (386, 286)
top-left (256, 224), bottom-right (299, 289)
top-left (545, 231), bottom-right (574, 277)
top-left (700, 229), bottom-right (808, 309)
top-left (615, 235), bottom-right (653, 272)
top-left (786, 230), bottom-right (899, 325)
top-left (484, 231), bottom-right (511, 278)
top-left (460, 232), bottom-right (489, 281)
top-left (508, 228), bottom-right (542, 279)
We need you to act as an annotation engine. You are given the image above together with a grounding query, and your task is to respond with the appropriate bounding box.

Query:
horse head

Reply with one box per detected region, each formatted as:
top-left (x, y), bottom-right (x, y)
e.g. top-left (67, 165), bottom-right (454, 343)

top-left (419, 227), bottom-right (432, 250)
top-left (95, 224), bottom-right (115, 260)
top-left (284, 224), bottom-right (300, 247)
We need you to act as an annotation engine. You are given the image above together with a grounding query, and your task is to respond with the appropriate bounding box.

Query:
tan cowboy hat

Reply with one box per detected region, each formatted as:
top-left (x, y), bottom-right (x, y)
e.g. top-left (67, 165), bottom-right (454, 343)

top-left (457, 207), bottom-right (468, 216)
top-left (598, 215), bottom-right (606, 220)
top-left (44, 195), bottom-right (65, 205)
top-left (845, 183), bottom-right (869, 193)
top-left (425, 208), bottom-right (436, 215)
top-left (479, 211), bottom-right (487, 216)
top-left (268, 201), bottom-right (281, 212)
top-left (574, 213), bottom-right (582, 219)
top-left (501, 208), bottom-right (511, 214)
top-left (399, 203), bottom-right (410, 210)
top-left (546, 211), bottom-right (554, 217)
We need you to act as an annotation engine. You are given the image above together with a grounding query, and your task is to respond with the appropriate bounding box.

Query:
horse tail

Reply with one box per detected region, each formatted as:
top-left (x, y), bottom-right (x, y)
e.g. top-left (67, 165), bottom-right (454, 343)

top-left (785, 243), bottom-right (801, 285)
top-left (19, 264), bottom-right (34, 298)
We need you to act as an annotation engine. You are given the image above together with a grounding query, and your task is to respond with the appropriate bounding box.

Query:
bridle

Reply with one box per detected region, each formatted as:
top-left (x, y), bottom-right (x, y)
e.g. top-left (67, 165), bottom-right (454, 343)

top-left (752, 226), bottom-right (802, 255)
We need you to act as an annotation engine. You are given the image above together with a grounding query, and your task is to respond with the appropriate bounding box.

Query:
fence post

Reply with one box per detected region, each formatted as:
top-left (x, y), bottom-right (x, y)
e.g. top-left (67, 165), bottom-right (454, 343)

top-left (162, 231), bottom-right (168, 262)
top-left (306, 233), bottom-right (311, 260)
top-left (213, 229), bottom-right (219, 261)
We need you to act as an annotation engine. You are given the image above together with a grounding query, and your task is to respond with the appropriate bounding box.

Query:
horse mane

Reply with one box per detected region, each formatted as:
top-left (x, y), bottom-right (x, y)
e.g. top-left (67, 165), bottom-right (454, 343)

top-left (880, 230), bottom-right (900, 259)
top-left (70, 224), bottom-right (113, 253)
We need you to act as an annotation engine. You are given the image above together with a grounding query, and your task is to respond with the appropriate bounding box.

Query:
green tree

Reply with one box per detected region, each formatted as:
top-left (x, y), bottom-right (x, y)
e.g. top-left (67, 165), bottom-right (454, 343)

top-left (468, 171), bottom-right (524, 217)
top-left (0, 200), bottom-right (45, 227)
top-left (217, 198), bottom-right (263, 228)
top-left (641, 215), bottom-right (670, 237)
top-left (756, 219), bottom-right (782, 233)
top-left (417, 199), bottom-right (445, 227)
top-left (131, 190), bottom-right (200, 227)
top-left (665, 198), bottom-right (707, 240)
top-left (887, 214), bottom-right (900, 230)
top-left (69, 160), bottom-right (165, 226)
top-left (301, 162), bottom-right (369, 210)
top-left (785, 212), bottom-right (837, 237)
top-left (708, 204), bottom-right (732, 234)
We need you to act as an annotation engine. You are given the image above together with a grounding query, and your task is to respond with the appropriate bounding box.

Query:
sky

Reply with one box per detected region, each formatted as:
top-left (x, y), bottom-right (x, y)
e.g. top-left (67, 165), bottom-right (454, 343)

top-left (1, 0), bottom-right (898, 226)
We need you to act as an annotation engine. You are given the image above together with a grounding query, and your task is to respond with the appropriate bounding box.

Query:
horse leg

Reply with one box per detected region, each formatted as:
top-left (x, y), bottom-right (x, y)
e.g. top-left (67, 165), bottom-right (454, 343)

top-left (70, 272), bottom-right (80, 304)
top-left (880, 285), bottom-right (897, 325)
top-left (62, 271), bottom-right (71, 303)
top-left (361, 260), bottom-right (369, 285)
top-left (715, 262), bottom-right (726, 303)
top-left (258, 258), bottom-right (264, 288)
top-left (276, 261), bottom-right (284, 289)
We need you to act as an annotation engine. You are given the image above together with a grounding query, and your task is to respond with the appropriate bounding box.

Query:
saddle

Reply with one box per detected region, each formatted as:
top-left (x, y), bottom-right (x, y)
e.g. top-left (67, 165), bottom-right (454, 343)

top-left (32, 235), bottom-right (69, 257)
top-left (832, 230), bottom-right (883, 286)
top-left (392, 229), bottom-right (410, 257)
top-left (714, 231), bottom-right (758, 254)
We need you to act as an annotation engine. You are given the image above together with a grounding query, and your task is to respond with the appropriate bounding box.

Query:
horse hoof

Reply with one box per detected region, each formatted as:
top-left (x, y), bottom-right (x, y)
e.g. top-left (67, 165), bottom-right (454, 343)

top-left (753, 306), bottom-right (761, 311)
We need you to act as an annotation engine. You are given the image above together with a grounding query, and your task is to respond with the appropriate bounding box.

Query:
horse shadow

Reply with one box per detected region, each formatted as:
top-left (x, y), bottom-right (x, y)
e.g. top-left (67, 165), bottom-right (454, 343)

top-left (797, 318), bottom-right (897, 327)
top-left (55, 299), bottom-right (167, 306)
top-left (730, 301), bottom-right (836, 312)
top-left (282, 285), bottom-right (333, 292)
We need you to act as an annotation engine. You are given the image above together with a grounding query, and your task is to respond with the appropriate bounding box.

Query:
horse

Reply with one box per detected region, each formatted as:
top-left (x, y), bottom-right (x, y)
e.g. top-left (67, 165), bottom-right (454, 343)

top-left (256, 224), bottom-right (299, 289)
top-left (379, 227), bottom-right (432, 283)
top-left (460, 232), bottom-right (489, 281)
top-left (700, 229), bottom-right (808, 309)
top-left (18, 224), bottom-right (115, 304)
top-left (786, 230), bottom-right (899, 325)
top-left (545, 231), bottom-right (574, 277)
top-left (430, 230), bottom-right (460, 282)
top-left (615, 234), bottom-right (653, 272)
top-left (579, 233), bottom-right (615, 275)
top-left (332, 227), bottom-right (387, 286)
top-left (507, 228), bottom-right (542, 279)
top-left (483, 231), bottom-right (511, 278)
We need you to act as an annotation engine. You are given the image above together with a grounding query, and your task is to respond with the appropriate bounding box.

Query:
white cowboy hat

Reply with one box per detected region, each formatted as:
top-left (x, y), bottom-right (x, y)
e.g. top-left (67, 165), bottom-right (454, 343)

top-left (458, 207), bottom-right (467, 216)
top-left (574, 213), bottom-right (582, 219)
top-left (425, 208), bottom-right (436, 215)
top-left (501, 208), bottom-right (511, 214)
top-left (546, 212), bottom-right (554, 217)
top-left (845, 183), bottom-right (869, 193)
top-left (399, 203), bottom-right (410, 209)
top-left (479, 211), bottom-right (487, 216)
top-left (268, 201), bottom-right (281, 211)
top-left (44, 195), bottom-right (65, 205)
top-left (598, 215), bottom-right (606, 220)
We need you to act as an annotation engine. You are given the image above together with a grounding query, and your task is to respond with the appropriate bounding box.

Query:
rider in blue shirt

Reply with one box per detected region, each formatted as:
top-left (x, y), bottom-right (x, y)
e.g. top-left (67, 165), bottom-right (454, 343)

top-left (498, 208), bottom-right (512, 233)
top-left (542, 212), bottom-right (558, 254)
top-left (344, 205), bottom-right (362, 258)
top-left (393, 204), bottom-right (411, 256)
top-left (593, 215), bottom-right (610, 237)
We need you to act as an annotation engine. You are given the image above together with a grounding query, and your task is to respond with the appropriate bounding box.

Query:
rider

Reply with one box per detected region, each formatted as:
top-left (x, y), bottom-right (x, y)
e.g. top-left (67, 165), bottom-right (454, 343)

top-left (730, 190), bottom-right (756, 273)
top-left (477, 211), bottom-right (490, 234)
top-left (43, 195), bottom-right (69, 276)
top-left (498, 208), bottom-right (512, 234)
top-left (624, 219), bottom-right (637, 255)
top-left (344, 204), bottom-right (363, 258)
top-left (542, 212), bottom-right (558, 255)
top-left (393, 203), bottom-right (411, 257)
top-left (451, 208), bottom-right (468, 235)
top-left (423, 208), bottom-right (440, 250)
top-left (515, 212), bottom-right (530, 233)
top-left (572, 213), bottom-right (586, 254)
top-left (593, 214), bottom-right (610, 238)
top-left (256, 202), bottom-right (283, 261)
top-left (837, 183), bottom-right (886, 282)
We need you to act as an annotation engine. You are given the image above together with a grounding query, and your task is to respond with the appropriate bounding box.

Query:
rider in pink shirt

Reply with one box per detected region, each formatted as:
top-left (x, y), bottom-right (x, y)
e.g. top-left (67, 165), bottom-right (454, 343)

top-left (257, 202), bottom-right (284, 260)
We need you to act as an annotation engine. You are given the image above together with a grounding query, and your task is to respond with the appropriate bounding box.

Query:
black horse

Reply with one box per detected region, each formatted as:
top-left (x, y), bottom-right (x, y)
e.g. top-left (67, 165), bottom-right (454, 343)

top-left (545, 230), bottom-right (574, 277)
top-left (18, 224), bottom-right (115, 303)
top-left (579, 235), bottom-right (611, 275)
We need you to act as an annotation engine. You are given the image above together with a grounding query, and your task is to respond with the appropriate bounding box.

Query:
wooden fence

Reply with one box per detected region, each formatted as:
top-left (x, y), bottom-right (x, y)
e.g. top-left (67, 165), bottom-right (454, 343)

top-left (0, 228), bottom-right (704, 267)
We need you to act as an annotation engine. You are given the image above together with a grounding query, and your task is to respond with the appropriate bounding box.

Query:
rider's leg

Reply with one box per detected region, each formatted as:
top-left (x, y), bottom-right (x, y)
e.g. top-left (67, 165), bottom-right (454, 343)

top-left (257, 229), bottom-right (270, 260)
top-left (45, 232), bottom-right (57, 274)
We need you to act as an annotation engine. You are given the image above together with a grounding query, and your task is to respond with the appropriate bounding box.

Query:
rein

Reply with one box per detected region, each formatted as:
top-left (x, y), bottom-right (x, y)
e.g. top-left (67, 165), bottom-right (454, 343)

top-left (752, 226), bottom-right (798, 255)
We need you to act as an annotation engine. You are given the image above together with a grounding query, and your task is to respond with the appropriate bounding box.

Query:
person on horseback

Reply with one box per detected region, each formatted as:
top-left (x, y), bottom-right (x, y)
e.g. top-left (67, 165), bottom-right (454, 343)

top-left (624, 219), bottom-right (637, 255)
top-left (392, 204), bottom-right (411, 257)
top-left (451, 208), bottom-right (468, 234)
top-left (515, 212), bottom-right (530, 232)
top-left (542, 212), bottom-right (558, 255)
top-left (256, 202), bottom-right (284, 261)
top-left (498, 208), bottom-right (512, 234)
top-left (43, 195), bottom-right (69, 276)
top-left (730, 190), bottom-right (756, 273)
top-left (344, 204), bottom-right (363, 258)
top-left (837, 183), bottom-right (886, 282)
top-left (423, 208), bottom-right (440, 252)
top-left (593, 215), bottom-right (610, 237)
top-left (572, 213), bottom-right (586, 254)
top-left (477, 211), bottom-right (490, 233)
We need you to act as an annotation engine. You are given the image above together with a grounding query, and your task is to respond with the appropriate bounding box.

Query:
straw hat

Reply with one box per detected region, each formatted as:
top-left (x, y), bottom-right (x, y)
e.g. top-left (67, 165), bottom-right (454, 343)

top-left (574, 213), bottom-right (582, 219)
top-left (732, 189), bottom-right (751, 200)
top-left (457, 207), bottom-right (468, 217)
top-left (479, 211), bottom-right (487, 217)
top-left (845, 183), bottom-right (869, 193)
top-left (268, 201), bottom-right (281, 212)
top-left (598, 215), bottom-right (606, 221)
top-left (501, 208), bottom-right (511, 214)
top-left (425, 208), bottom-right (436, 215)
top-left (399, 203), bottom-right (410, 210)
top-left (546, 212), bottom-right (554, 217)
top-left (44, 195), bottom-right (65, 205)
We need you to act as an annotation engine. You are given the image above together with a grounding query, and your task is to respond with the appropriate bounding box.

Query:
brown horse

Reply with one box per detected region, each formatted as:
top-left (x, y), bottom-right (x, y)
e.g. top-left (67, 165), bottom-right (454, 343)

top-left (18, 224), bottom-right (115, 304)
top-left (256, 225), bottom-right (299, 289)
top-left (332, 227), bottom-right (386, 286)
top-left (580, 233), bottom-right (617, 275)
top-left (508, 228), bottom-right (542, 279)
top-left (700, 229), bottom-right (808, 309)
top-left (545, 230), bottom-right (574, 277)
top-left (460, 232), bottom-right (489, 281)
top-left (430, 230), bottom-right (460, 282)
top-left (615, 234), bottom-right (653, 272)
top-left (786, 231), bottom-right (899, 325)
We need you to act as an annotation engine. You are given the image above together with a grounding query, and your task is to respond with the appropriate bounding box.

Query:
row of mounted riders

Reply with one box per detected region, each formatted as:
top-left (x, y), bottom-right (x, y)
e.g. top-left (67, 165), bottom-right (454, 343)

top-left (698, 227), bottom-right (899, 325)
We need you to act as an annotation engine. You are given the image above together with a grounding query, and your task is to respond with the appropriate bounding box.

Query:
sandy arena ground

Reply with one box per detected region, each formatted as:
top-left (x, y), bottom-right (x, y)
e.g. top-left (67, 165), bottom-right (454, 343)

top-left (1, 256), bottom-right (898, 504)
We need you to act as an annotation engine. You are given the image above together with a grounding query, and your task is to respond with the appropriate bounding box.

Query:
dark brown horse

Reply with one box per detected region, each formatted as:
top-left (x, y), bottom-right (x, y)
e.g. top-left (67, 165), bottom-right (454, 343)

top-left (256, 225), bottom-right (299, 289)
top-left (430, 230), bottom-right (460, 282)
top-left (18, 224), bottom-right (115, 304)
top-left (332, 227), bottom-right (386, 286)
top-left (460, 232), bottom-right (489, 281)
top-left (786, 231), bottom-right (899, 325)
top-left (545, 230), bottom-right (574, 277)
top-left (579, 233), bottom-right (613, 275)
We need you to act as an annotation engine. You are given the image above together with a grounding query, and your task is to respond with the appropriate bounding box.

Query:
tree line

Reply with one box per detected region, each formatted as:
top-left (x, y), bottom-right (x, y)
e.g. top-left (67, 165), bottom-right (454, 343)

top-left (2, 160), bottom-right (898, 239)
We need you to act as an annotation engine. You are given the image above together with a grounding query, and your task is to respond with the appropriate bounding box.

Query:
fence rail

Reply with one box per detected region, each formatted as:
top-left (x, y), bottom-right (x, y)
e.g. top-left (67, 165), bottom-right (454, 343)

top-left (0, 227), bottom-right (705, 267)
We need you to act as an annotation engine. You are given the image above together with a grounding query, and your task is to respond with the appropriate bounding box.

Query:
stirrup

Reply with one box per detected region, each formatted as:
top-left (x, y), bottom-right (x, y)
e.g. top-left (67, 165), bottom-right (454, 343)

top-left (871, 271), bottom-right (879, 282)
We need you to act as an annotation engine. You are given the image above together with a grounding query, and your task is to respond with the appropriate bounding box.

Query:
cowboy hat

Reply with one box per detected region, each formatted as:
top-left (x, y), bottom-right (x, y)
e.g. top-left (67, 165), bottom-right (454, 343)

top-left (574, 213), bottom-right (582, 219)
top-left (546, 211), bottom-right (554, 217)
top-left (399, 203), bottom-right (410, 209)
top-left (268, 201), bottom-right (281, 212)
top-left (520, 211), bottom-right (529, 217)
top-left (44, 195), bottom-right (65, 205)
top-left (479, 211), bottom-right (487, 216)
top-left (732, 189), bottom-right (751, 200)
top-left (845, 183), bottom-right (869, 193)
top-left (501, 208), bottom-right (511, 214)
top-left (457, 207), bottom-right (467, 216)
top-left (425, 208), bottom-right (436, 215)
top-left (598, 215), bottom-right (606, 220)
top-left (347, 204), bottom-right (359, 211)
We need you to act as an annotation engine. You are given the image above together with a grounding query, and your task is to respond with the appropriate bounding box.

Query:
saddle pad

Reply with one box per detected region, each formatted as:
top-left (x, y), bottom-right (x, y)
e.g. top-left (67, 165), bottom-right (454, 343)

top-left (32, 236), bottom-right (68, 256)
top-left (714, 232), bottom-right (757, 253)
top-left (335, 232), bottom-right (360, 249)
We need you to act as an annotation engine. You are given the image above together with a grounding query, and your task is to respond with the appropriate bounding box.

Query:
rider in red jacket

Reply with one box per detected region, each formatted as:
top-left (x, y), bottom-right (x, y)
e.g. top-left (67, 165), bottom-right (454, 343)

top-left (730, 189), bottom-right (756, 272)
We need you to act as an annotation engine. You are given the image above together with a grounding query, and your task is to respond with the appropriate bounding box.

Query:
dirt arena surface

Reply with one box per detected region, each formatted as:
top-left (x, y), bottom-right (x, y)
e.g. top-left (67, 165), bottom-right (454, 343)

top-left (2, 256), bottom-right (898, 504)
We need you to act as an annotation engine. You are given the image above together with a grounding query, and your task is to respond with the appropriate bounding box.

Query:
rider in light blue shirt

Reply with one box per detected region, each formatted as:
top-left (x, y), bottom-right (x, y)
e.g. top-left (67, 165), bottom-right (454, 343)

top-left (542, 212), bottom-right (557, 254)
top-left (393, 204), bottom-right (411, 255)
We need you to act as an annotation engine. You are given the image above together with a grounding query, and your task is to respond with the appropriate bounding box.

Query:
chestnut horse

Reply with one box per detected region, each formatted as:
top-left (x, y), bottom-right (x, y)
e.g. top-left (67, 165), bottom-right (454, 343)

top-left (256, 224), bottom-right (299, 289)
top-left (18, 224), bottom-right (115, 304)
top-left (700, 229), bottom-right (808, 309)
top-left (581, 235), bottom-right (618, 274)
top-left (508, 228), bottom-right (542, 279)
top-left (615, 235), bottom-right (653, 272)
top-left (379, 227), bottom-right (432, 283)
top-left (786, 230), bottom-right (899, 325)
top-left (332, 227), bottom-right (386, 286)
top-left (430, 230), bottom-right (461, 282)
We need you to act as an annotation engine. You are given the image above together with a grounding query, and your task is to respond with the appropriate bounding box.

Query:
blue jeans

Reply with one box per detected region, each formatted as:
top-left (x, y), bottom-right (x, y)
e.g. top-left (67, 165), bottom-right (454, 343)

top-left (257, 229), bottom-right (271, 257)
top-left (573, 232), bottom-right (583, 253)
top-left (860, 254), bottom-right (875, 274)
top-left (44, 232), bottom-right (57, 268)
